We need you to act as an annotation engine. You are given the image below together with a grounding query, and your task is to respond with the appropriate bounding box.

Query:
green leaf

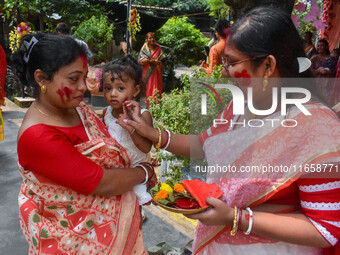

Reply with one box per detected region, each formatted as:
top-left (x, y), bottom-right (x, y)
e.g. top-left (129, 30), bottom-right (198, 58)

top-left (157, 198), bottom-right (170, 206)
top-left (168, 192), bottom-right (175, 203)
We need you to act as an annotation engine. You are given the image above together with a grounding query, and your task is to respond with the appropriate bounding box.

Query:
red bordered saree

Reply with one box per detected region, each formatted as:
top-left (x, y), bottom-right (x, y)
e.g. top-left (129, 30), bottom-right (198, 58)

top-left (18, 102), bottom-right (146, 255)
top-left (194, 103), bottom-right (340, 254)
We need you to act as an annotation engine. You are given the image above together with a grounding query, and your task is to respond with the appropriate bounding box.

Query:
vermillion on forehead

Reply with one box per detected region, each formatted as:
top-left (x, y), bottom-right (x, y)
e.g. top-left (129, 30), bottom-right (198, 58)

top-left (80, 53), bottom-right (87, 68)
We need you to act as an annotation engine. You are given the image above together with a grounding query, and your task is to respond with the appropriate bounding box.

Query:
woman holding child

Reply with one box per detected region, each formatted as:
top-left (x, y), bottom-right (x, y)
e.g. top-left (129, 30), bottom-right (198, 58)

top-left (122, 7), bottom-right (340, 255)
top-left (13, 33), bottom-right (155, 254)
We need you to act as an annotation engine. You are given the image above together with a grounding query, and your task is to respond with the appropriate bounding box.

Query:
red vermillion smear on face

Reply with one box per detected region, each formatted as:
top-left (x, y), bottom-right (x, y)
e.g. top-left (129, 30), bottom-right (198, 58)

top-left (80, 53), bottom-right (87, 68)
top-left (56, 89), bottom-right (65, 103)
top-left (63, 86), bottom-right (73, 101)
top-left (235, 69), bottom-right (252, 87)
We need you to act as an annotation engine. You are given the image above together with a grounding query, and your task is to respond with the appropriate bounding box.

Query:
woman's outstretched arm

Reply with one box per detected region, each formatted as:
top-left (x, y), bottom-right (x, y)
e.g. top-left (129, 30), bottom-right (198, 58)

top-left (117, 100), bottom-right (205, 159)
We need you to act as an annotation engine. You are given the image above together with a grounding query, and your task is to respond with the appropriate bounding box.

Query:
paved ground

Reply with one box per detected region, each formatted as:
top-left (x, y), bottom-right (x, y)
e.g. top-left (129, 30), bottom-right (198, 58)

top-left (0, 97), bottom-right (196, 254)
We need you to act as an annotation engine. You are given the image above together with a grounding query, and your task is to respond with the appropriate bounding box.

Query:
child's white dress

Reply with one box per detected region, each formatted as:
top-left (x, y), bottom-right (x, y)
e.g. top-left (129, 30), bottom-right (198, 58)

top-left (104, 106), bottom-right (152, 205)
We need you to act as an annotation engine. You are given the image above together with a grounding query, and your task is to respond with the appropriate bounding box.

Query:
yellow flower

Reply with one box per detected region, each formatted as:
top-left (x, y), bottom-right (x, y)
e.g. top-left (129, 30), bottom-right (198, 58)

top-left (174, 184), bottom-right (185, 193)
top-left (160, 183), bottom-right (173, 193)
top-left (154, 190), bottom-right (169, 201)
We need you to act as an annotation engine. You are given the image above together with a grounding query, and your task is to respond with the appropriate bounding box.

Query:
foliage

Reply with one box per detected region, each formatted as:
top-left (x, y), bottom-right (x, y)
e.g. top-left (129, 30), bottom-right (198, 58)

top-left (72, 15), bottom-right (115, 63)
top-left (156, 17), bottom-right (209, 66)
top-left (172, 0), bottom-right (208, 13)
top-left (206, 0), bottom-right (230, 19)
top-left (2, 0), bottom-right (104, 31)
top-left (122, 0), bottom-right (209, 15)
top-left (292, 0), bottom-right (323, 36)
top-left (149, 68), bottom-right (232, 180)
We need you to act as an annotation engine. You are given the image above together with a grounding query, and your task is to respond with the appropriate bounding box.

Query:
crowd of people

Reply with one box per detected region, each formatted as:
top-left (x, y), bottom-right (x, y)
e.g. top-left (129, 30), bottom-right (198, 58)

top-left (2, 5), bottom-right (339, 255)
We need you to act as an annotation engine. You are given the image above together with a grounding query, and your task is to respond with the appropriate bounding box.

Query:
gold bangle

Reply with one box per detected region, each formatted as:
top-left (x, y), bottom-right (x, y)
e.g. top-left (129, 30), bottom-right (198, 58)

top-left (154, 127), bottom-right (162, 149)
top-left (230, 206), bottom-right (238, 236)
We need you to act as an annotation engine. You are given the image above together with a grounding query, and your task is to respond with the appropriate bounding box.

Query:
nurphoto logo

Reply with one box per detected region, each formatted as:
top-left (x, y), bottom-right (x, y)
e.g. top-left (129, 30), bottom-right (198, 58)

top-left (200, 84), bottom-right (312, 128)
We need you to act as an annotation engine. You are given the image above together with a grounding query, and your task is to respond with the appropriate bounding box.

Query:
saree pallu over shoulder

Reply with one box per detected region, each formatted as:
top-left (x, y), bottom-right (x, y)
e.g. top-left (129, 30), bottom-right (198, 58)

top-left (18, 102), bottom-right (145, 254)
top-left (193, 104), bottom-right (340, 254)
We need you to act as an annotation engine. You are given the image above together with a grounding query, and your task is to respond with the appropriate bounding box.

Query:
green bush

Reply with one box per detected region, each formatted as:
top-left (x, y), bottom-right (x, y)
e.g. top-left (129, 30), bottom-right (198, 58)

top-left (72, 15), bottom-right (114, 63)
top-left (156, 17), bottom-right (209, 67)
top-left (149, 69), bottom-right (232, 181)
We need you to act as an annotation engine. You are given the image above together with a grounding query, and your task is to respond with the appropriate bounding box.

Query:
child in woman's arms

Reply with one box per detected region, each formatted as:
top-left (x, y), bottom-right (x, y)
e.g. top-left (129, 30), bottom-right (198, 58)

top-left (101, 55), bottom-right (154, 205)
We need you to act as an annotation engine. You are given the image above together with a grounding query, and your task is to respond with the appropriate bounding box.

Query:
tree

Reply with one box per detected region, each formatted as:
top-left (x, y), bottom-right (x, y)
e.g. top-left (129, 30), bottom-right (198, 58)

top-left (1, 0), bottom-right (105, 31)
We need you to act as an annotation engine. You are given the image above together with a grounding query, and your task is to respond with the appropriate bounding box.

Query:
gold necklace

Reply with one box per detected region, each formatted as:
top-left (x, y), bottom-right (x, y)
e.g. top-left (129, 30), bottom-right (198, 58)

top-left (33, 103), bottom-right (63, 121)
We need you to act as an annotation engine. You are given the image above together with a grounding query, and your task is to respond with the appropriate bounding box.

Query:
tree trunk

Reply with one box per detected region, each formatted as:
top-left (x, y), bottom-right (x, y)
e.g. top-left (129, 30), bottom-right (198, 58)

top-left (224, 0), bottom-right (296, 20)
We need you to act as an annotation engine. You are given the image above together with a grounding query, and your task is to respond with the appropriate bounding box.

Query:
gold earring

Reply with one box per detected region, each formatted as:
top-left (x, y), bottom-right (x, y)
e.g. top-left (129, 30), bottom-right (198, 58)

top-left (41, 85), bottom-right (47, 94)
top-left (262, 74), bottom-right (268, 92)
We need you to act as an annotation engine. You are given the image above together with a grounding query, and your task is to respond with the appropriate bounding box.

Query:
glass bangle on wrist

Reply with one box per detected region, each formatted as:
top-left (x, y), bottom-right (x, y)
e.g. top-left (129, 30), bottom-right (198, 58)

top-left (136, 164), bottom-right (148, 184)
top-left (160, 130), bottom-right (171, 150)
top-left (244, 207), bottom-right (253, 235)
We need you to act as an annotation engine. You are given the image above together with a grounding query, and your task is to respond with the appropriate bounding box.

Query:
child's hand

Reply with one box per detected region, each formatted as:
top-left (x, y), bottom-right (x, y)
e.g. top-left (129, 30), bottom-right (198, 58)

top-left (123, 100), bottom-right (143, 120)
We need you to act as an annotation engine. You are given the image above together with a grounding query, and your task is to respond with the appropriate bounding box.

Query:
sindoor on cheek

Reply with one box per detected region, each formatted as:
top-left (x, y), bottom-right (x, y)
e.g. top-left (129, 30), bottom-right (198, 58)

top-left (56, 84), bottom-right (74, 104)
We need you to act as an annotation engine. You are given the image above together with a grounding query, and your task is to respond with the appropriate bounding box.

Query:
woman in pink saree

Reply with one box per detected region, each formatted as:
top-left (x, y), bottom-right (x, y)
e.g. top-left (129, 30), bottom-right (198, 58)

top-left (13, 33), bottom-right (155, 254)
top-left (122, 7), bottom-right (340, 255)
top-left (138, 32), bottom-right (165, 107)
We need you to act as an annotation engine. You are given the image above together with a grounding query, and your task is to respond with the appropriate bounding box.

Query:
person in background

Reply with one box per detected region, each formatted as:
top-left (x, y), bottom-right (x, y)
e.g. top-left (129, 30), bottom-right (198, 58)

top-left (311, 39), bottom-right (333, 102)
top-left (122, 7), bottom-right (340, 255)
top-left (310, 39), bottom-right (331, 77)
top-left (0, 44), bottom-right (6, 141)
top-left (12, 32), bottom-right (155, 254)
top-left (304, 31), bottom-right (318, 59)
top-left (322, 48), bottom-right (340, 76)
top-left (138, 32), bottom-right (165, 107)
top-left (201, 19), bottom-right (229, 75)
top-left (55, 22), bottom-right (93, 64)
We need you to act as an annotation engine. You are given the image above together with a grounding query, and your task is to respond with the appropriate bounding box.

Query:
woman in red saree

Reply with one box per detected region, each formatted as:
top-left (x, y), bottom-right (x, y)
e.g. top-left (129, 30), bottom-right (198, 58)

top-left (13, 33), bottom-right (155, 254)
top-left (122, 7), bottom-right (340, 255)
top-left (138, 32), bottom-right (165, 107)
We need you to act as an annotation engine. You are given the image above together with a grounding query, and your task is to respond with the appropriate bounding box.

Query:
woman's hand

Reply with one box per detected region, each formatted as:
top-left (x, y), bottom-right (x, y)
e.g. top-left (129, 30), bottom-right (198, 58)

top-left (116, 104), bottom-right (136, 134)
top-left (140, 58), bottom-right (149, 65)
top-left (186, 197), bottom-right (234, 226)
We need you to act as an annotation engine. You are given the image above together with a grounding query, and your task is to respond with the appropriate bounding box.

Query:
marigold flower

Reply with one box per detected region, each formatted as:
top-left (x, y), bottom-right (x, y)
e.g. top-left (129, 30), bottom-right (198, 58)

top-left (160, 183), bottom-right (173, 193)
top-left (154, 190), bottom-right (169, 201)
top-left (174, 184), bottom-right (185, 193)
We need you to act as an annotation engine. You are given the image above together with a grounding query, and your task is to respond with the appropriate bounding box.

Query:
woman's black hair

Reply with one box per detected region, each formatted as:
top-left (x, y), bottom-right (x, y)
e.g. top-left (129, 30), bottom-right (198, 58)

top-left (228, 7), bottom-right (329, 104)
top-left (215, 19), bottom-right (229, 38)
top-left (100, 55), bottom-right (143, 100)
top-left (317, 39), bottom-right (330, 55)
top-left (228, 7), bottom-right (312, 78)
top-left (11, 32), bottom-right (86, 98)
